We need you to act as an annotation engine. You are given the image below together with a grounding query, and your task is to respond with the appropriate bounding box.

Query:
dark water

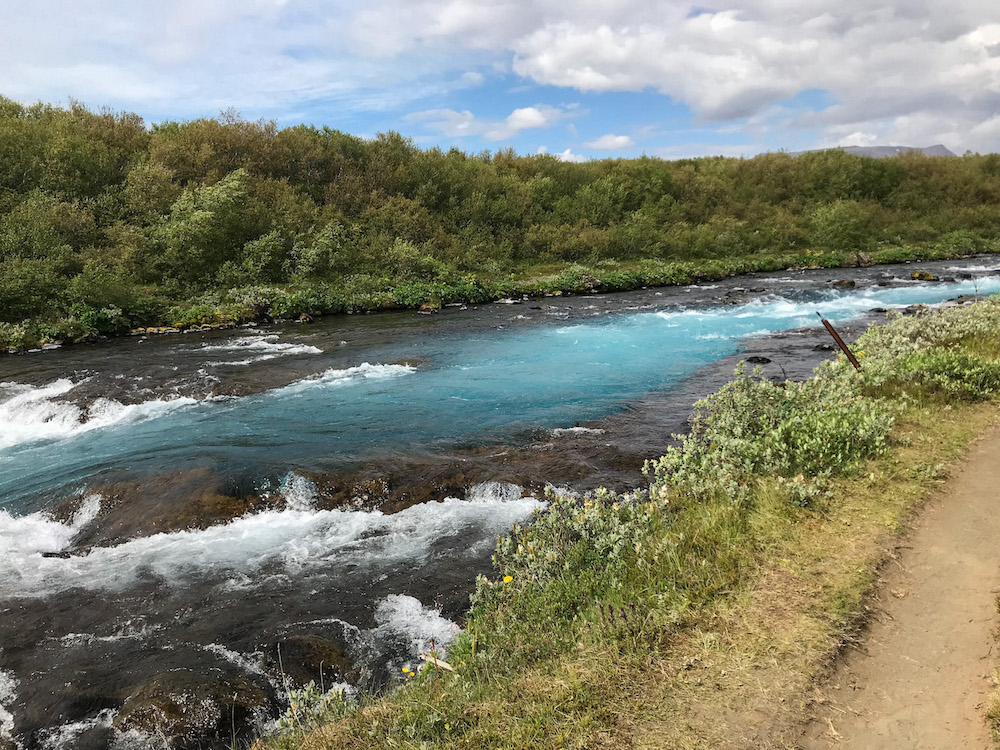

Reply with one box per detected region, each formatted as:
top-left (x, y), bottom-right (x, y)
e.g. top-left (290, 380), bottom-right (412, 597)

top-left (0, 258), bottom-right (997, 748)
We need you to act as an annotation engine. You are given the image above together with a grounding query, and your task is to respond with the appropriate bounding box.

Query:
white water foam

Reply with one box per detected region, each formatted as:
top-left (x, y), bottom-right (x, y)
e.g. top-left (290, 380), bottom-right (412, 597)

top-left (0, 380), bottom-right (197, 451)
top-left (203, 335), bottom-right (322, 366)
top-left (279, 473), bottom-right (319, 512)
top-left (0, 670), bottom-right (17, 745)
top-left (60, 617), bottom-right (160, 648)
top-left (465, 481), bottom-right (524, 504)
top-left (0, 485), bottom-right (540, 599)
top-left (36, 708), bottom-right (116, 750)
top-left (374, 594), bottom-right (461, 664)
top-left (945, 264), bottom-right (1000, 273)
top-left (550, 427), bottom-right (606, 437)
top-left (0, 494), bottom-right (100, 561)
top-left (280, 363), bottom-right (416, 393)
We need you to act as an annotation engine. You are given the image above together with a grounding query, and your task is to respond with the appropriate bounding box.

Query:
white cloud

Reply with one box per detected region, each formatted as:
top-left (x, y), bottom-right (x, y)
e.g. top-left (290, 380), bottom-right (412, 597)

top-left (1, 1), bottom-right (999, 151)
top-left (339, 0), bottom-right (1000, 151)
top-left (585, 134), bottom-right (634, 150)
top-left (406, 104), bottom-right (572, 141)
top-left (459, 71), bottom-right (485, 87)
top-left (554, 147), bottom-right (586, 163)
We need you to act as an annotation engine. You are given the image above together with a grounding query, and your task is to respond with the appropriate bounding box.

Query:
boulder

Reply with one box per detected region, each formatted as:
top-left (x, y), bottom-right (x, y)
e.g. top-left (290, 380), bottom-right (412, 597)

top-left (911, 270), bottom-right (938, 281)
top-left (833, 279), bottom-right (856, 288)
top-left (273, 634), bottom-right (359, 687)
top-left (114, 669), bottom-right (271, 749)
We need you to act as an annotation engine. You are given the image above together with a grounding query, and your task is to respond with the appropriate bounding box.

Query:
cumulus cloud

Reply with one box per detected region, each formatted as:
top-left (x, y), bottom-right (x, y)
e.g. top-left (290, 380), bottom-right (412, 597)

top-left (406, 104), bottom-right (573, 140)
top-left (585, 134), bottom-right (635, 150)
top-left (554, 148), bottom-right (587, 163)
top-left (341, 0), bottom-right (1000, 151)
top-left (1, 1), bottom-right (999, 151)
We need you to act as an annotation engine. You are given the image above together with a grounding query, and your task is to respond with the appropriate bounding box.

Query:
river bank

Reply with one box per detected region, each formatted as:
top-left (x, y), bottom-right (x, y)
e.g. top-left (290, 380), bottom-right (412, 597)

top-left (2, 244), bottom-right (995, 354)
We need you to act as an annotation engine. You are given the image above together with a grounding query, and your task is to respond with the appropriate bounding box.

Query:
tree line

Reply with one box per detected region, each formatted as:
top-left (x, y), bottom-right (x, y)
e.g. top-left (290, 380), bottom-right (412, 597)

top-left (2, 95), bottom-right (999, 348)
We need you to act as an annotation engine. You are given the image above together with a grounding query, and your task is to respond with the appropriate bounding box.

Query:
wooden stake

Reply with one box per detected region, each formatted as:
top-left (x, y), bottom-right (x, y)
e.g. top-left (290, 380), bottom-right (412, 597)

top-left (816, 313), bottom-right (863, 373)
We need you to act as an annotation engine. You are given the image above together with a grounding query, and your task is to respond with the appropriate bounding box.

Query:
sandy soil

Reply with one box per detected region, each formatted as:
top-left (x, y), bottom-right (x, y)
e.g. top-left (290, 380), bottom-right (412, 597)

top-left (800, 423), bottom-right (1000, 749)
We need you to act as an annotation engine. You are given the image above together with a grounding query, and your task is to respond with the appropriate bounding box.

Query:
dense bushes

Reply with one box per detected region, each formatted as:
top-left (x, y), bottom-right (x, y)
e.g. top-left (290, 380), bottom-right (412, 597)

top-left (2, 95), bottom-right (1000, 349)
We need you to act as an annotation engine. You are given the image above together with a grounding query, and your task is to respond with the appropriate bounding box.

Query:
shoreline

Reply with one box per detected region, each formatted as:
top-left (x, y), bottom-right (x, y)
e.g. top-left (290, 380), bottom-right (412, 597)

top-left (3, 245), bottom-right (997, 355)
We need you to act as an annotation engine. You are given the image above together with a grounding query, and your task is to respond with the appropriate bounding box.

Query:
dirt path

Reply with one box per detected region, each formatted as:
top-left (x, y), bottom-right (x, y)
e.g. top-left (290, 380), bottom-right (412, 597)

top-left (800, 423), bottom-right (1000, 749)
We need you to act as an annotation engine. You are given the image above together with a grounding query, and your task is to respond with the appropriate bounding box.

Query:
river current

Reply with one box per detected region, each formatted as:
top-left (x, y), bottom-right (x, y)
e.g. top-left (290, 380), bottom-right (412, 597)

top-left (1, 258), bottom-right (999, 748)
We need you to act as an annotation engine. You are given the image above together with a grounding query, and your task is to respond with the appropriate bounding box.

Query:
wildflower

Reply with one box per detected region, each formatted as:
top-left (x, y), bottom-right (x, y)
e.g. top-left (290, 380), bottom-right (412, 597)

top-left (503, 575), bottom-right (513, 583)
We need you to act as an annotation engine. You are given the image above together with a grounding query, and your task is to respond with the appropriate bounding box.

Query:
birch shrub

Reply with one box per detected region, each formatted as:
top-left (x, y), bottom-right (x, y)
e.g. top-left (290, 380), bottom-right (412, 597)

top-left (644, 364), bottom-right (894, 505)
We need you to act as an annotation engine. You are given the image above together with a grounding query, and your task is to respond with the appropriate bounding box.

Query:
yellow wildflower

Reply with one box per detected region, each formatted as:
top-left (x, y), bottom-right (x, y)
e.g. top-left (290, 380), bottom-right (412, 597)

top-left (503, 575), bottom-right (513, 583)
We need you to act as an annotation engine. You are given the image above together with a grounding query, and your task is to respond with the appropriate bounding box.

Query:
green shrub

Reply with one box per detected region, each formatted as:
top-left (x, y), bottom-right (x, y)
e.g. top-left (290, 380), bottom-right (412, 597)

top-left (644, 364), bottom-right (894, 504)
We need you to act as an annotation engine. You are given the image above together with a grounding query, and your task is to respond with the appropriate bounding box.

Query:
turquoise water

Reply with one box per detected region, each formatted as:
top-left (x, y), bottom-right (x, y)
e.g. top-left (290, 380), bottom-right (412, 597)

top-left (2, 274), bottom-right (999, 512)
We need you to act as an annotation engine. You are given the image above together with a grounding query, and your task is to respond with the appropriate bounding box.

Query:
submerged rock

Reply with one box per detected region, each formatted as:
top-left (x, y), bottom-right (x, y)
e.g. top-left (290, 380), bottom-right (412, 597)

top-left (114, 669), bottom-right (271, 749)
top-left (272, 634), bottom-right (359, 687)
top-left (833, 279), bottom-right (856, 288)
top-left (52, 468), bottom-right (280, 550)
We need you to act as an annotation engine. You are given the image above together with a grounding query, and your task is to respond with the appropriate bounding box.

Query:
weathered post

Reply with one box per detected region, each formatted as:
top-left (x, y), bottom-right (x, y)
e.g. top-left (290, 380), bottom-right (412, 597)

top-left (816, 312), bottom-right (863, 373)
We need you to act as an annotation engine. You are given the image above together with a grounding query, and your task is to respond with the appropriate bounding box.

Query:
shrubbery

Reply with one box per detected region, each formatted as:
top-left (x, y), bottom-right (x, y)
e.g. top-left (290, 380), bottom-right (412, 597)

top-left (3, 96), bottom-right (1000, 348)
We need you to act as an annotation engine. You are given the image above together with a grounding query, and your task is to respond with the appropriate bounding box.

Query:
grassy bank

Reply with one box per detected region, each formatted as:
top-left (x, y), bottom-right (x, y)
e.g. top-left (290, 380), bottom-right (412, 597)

top-left (3, 242), bottom-right (996, 352)
top-left (255, 297), bottom-right (1000, 749)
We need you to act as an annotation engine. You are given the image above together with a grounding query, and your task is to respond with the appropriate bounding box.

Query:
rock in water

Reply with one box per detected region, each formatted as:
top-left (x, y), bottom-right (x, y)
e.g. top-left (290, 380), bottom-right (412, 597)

top-left (912, 270), bottom-right (939, 281)
top-left (833, 279), bottom-right (856, 288)
top-left (272, 634), bottom-right (359, 686)
top-left (114, 670), bottom-right (272, 748)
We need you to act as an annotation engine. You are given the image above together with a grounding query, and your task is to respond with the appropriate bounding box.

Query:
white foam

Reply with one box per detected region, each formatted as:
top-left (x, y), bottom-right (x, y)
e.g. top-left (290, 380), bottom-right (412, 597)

top-left (60, 618), bottom-right (160, 647)
top-left (374, 594), bottom-right (460, 662)
top-left (945, 265), bottom-right (1000, 273)
top-left (465, 481), bottom-right (524, 504)
top-left (0, 670), bottom-right (16, 743)
top-left (0, 381), bottom-right (197, 451)
top-left (0, 494), bottom-right (100, 561)
top-left (550, 427), bottom-right (606, 437)
top-left (203, 334), bottom-right (321, 366)
top-left (202, 644), bottom-right (282, 693)
top-left (280, 363), bottom-right (416, 393)
top-left (0, 488), bottom-right (540, 599)
top-left (36, 708), bottom-right (116, 750)
top-left (279, 473), bottom-right (318, 512)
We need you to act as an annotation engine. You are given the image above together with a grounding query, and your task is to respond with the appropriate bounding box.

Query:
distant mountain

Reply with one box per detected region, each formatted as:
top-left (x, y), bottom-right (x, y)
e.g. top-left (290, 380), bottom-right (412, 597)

top-left (787, 144), bottom-right (958, 158)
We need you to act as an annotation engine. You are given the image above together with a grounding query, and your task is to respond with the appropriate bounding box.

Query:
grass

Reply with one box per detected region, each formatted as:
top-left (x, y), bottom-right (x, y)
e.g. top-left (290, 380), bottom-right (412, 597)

top-left (255, 299), bottom-right (1000, 750)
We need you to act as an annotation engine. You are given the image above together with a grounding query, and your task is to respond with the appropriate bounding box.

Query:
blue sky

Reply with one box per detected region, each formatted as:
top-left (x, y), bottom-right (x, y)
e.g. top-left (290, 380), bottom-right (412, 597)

top-left (2, 1), bottom-right (999, 159)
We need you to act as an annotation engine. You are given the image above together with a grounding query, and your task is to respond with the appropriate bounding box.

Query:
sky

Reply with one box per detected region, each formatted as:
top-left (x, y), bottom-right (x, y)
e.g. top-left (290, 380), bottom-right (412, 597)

top-left (1, 0), bottom-right (999, 160)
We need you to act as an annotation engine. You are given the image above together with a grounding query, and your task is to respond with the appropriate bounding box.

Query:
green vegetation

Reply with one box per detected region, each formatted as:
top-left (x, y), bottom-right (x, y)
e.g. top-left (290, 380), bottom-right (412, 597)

top-left (257, 298), bottom-right (1000, 749)
top-left (3, 96), bottom-right (1000, 350)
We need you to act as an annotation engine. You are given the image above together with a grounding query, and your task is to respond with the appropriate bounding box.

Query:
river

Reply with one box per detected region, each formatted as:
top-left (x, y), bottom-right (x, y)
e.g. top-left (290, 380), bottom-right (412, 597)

top-left (1, 258), bottom-right (998, 748)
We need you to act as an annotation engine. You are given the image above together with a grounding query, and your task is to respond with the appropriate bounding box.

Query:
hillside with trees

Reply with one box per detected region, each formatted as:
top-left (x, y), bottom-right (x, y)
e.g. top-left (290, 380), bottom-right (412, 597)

top-left (3, 96), bottom-right (1000, 349)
